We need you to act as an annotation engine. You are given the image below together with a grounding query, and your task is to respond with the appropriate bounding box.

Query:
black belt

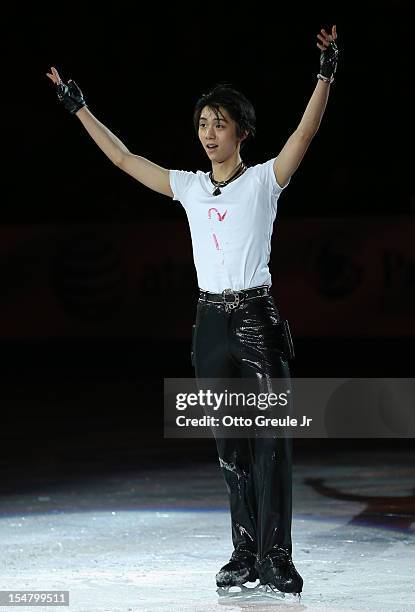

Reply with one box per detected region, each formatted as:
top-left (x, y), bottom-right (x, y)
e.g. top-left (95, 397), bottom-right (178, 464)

top-left (199, 285), bottom-right (270, 311)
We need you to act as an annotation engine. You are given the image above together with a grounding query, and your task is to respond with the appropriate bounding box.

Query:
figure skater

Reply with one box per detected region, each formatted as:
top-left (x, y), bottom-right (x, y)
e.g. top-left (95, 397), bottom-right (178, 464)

top-left (46, 24), bottom-right (338, 598)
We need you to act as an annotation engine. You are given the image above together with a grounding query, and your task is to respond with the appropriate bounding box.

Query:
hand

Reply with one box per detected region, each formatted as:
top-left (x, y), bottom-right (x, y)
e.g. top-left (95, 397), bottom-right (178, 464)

top-left (316, 25), bottom-right (337, 51)
top-left (316, 25), bottom-right (339, 83)
top-left (46, 66), bottom-right (87, 115)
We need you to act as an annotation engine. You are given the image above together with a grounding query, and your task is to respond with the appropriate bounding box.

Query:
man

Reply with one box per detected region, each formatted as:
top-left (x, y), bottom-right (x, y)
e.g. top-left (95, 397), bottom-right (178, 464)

top-left (46, 24), bottom-right (338, 597)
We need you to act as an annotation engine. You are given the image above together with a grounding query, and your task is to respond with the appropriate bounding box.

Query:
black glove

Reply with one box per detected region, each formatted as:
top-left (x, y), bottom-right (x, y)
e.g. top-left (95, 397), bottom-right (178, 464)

top-left (56, 79), bottom-right (87, 114)
top-left (318, 39), bottom-right (339, 83)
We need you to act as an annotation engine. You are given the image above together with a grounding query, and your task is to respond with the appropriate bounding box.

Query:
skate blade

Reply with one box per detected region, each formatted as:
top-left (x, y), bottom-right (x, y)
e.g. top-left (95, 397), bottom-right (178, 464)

top-left (216, 583), bottom-right (261, 599)
top-left (258, 583), bottom-right (302, 601)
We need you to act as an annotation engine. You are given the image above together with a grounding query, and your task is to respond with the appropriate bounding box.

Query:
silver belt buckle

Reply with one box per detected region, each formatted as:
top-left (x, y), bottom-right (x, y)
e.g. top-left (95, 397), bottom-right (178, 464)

top-left (222, 288), bottom-right (240, 312)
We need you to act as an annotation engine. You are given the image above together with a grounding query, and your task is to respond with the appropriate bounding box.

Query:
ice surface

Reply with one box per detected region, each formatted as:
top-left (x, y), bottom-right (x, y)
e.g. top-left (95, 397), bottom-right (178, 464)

top-left (0, 451), bottom-right (414, 611)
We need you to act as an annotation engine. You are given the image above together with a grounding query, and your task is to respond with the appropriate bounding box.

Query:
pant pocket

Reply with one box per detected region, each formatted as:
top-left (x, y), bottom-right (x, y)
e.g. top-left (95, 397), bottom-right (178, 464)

top-left (280, 319), bottom-right (295, 360)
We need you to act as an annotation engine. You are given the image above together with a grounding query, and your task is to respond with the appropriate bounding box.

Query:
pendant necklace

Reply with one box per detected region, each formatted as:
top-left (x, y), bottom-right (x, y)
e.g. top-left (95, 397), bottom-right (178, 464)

top-left (209, 161), bottom-right (247, 196)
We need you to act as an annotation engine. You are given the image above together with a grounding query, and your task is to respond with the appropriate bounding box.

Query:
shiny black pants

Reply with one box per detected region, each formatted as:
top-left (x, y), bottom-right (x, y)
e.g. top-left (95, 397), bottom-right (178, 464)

top-left (192, 293), bottom-right (293, 560)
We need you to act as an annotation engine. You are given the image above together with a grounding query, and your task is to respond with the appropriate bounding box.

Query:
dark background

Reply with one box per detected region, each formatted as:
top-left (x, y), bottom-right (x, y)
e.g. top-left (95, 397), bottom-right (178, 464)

top-left (1, 1), bottom-right (414, 478)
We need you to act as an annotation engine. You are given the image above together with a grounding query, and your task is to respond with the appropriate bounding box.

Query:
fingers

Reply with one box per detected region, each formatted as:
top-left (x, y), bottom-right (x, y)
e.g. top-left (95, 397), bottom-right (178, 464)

top-left (317, 32), bottom-right (330, 50)
top-left (52, 66), bottom-right (62, 83)
top-left (317, 25), bottom-right (337, 50)
top-left (45, 66), bottom-right (62, 85)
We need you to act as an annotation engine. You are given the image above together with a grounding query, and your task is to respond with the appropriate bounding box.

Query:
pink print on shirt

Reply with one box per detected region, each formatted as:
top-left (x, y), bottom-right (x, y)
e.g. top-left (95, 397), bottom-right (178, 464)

top-left (208, 208), bottom-right (227, 222)
top-left (208, 207), bottom-right (227, 265)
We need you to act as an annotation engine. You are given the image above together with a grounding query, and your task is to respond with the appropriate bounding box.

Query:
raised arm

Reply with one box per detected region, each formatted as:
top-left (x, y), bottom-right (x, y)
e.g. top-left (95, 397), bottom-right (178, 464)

top-left (46, 67), bottom-right (173, 198)
top-left (273, 25), bottom-right (338, 189)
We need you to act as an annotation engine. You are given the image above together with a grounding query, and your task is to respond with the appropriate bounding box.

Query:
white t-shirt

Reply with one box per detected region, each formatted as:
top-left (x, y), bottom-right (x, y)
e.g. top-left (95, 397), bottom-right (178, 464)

top-left (169, 158), bottom-right (290, 293)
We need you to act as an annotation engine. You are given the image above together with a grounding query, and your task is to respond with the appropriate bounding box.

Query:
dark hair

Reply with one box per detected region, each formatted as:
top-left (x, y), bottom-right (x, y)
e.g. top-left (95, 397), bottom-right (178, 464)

top-left (193, 82), bottom-right (256, 150)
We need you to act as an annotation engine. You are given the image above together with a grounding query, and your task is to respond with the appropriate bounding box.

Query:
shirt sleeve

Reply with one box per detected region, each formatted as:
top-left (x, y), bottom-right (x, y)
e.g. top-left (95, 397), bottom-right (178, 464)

top-left (254, 157), bottom-right (291, 197)
top-left (169, 169), bottom-right (196, 207)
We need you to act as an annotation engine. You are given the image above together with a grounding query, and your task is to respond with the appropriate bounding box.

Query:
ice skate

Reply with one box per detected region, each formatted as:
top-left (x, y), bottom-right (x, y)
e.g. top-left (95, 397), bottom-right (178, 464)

top-left (256, 547), bottom-right (303, 600)
top-left (216, 547), bottom-right (259, 595)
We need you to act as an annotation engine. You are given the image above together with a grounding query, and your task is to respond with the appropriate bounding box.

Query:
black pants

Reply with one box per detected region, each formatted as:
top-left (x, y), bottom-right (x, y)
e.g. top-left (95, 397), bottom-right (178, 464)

top-left (192, 291), bottom-right (293, 560)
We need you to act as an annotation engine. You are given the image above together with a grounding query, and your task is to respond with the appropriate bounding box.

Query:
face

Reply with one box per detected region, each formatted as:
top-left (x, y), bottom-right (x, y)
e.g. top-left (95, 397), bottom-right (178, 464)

top-left (198, 106), bottom-right (245, 162)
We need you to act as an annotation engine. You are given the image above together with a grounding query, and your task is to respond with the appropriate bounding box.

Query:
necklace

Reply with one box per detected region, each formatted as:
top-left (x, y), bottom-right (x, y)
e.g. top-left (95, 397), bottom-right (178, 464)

top-left (209, 161), bottom-right (247, 196)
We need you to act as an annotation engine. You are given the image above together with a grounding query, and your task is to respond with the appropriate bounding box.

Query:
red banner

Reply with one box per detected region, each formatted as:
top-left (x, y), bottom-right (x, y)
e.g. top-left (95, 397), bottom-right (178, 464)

top-left (0, 217), bottom-right (414, 339)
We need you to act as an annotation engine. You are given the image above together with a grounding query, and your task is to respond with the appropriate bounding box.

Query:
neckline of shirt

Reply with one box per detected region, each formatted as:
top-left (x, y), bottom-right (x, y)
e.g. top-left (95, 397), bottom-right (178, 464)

top-left (202, 164), bottom-right (251, 196)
